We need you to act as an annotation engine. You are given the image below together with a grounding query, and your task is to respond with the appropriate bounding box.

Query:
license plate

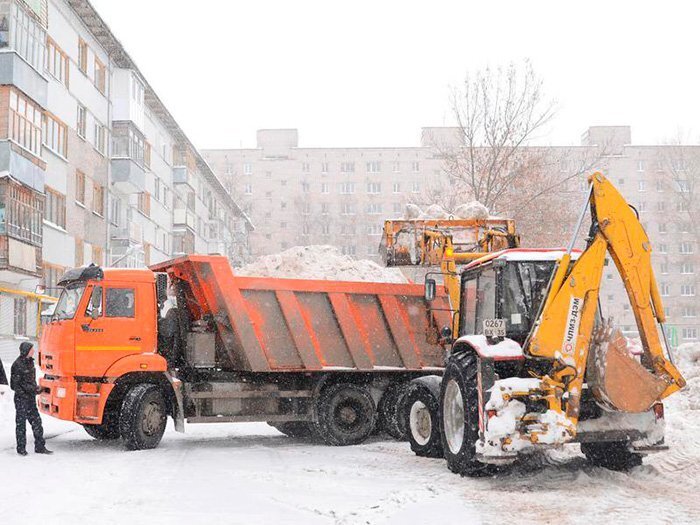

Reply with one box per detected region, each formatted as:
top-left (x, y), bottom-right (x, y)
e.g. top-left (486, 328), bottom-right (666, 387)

top-left (483, 318), bottom-right (506, 338)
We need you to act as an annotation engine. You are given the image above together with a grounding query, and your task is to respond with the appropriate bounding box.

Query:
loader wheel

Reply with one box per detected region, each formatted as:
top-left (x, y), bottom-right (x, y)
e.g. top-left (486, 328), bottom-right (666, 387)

top-left (315, 383), bottom-right (376, 446)
top-left (268, 421), bottom-right (317, 440)
top-left (581, 441), bottom-right (643, 471)
top-left (405, 377), bottom-right (443, 458)
top-left (83, 415), bottom-right (120, 441)
top-left (377, 382), bottom-right (409, 440)
top-left (440, 352), bottom-right (490, 476)
top-left (119, 384), bottom-right (167, 450)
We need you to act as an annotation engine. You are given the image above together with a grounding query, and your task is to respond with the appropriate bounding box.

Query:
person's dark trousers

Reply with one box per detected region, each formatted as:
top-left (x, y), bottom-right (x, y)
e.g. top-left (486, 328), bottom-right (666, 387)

top-left (15, 394), bottom-right (45, 453)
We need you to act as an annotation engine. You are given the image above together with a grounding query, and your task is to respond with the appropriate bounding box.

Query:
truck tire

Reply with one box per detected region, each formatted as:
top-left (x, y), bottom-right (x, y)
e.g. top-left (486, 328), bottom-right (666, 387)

top-left (581, 441), bottom-right (643, 471)
top-left (268, 421), bottom-right (317, 439)
top-left (83, 418), bottom-right (120, 441)
top-left (377, 382), bottom-right (409, 440)
top-left (440, 352), bottom-right (490, 476)
top-left (404, 377), bottom-right (443, 458)
top-left (315, 383), bottom-right (376, 446)
top-left (119, 384), bottom-right (168, 450)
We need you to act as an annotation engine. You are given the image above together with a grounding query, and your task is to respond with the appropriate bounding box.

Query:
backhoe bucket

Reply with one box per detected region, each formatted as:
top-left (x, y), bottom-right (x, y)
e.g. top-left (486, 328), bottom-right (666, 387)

top-left (588, 328), bottom-right (667, 413)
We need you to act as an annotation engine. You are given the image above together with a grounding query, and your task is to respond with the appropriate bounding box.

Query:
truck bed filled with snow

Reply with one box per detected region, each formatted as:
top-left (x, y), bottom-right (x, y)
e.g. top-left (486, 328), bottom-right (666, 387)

top-left (1, 342), bottom-right (698, 523)
top-left (235, 245), bottom-right (407, 283)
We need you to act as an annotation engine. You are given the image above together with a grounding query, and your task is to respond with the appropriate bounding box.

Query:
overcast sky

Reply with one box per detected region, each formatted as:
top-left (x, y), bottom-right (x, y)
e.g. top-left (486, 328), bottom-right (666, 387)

top-left (90, 0), bottom-right (699, 149)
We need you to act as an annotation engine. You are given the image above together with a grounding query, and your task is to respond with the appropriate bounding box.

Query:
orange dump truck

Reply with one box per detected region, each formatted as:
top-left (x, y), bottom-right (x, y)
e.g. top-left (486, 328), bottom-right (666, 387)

top-left (38, 255), bottom-right (451, 449)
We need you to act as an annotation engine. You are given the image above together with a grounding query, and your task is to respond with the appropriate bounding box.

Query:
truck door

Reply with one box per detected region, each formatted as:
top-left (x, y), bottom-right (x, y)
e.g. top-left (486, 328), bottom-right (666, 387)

top-left (74, 281), bottom-right (155, 378)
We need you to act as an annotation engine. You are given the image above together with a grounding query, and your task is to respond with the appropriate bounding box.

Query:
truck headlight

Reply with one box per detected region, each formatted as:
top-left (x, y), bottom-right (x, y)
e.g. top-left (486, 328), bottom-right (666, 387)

top-left (56, 387), bottom-right (66, 399)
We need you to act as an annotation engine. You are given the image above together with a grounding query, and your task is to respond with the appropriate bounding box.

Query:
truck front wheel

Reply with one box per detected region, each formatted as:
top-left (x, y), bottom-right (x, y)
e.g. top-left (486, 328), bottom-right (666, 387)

top-left (119, 384), bottom-right (168, 450)
top-left (440, 352), bottom-right (490, 476)
top-left (316, 383), bottom-right (376, 446)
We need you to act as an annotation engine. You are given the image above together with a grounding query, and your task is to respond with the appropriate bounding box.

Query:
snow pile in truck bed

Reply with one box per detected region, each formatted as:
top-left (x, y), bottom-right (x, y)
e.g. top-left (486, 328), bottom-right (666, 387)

top-left (403, 201), bottom-right (490, 220)
top-left (235, 245), bottom-right (408, 283)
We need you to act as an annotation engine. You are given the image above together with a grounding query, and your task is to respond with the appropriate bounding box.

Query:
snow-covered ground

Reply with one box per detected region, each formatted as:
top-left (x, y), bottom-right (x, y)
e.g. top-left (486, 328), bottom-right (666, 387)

top-left (1, 345), bottom-right (699, 524)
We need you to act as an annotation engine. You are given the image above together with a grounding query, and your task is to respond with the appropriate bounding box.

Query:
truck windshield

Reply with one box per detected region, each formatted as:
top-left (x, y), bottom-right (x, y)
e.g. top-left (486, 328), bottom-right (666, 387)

top-left (501, 261), bottom-right (555, 336)
top-left (54, 283), bottom-right (86, 320)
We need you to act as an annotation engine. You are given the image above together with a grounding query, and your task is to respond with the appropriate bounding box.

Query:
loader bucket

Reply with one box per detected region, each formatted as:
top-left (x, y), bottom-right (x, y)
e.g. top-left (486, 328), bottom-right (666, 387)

top-left (588, 329), bottom-right (667, 413)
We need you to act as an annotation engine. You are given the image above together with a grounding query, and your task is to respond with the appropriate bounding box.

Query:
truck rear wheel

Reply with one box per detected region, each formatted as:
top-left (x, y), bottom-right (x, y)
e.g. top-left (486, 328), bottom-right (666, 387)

top-left (405, 378), bottom-right (443, 458)
top-left (581, 441), bottom-right (643, 471)
top-left (315, 383), bottom-right (376, 446)
top-left (440, 352), bottom-right (490, 476)
top-left (377, 382), bottom-right (409, 440)
top-left (119, 384), bottom-right (167, 450)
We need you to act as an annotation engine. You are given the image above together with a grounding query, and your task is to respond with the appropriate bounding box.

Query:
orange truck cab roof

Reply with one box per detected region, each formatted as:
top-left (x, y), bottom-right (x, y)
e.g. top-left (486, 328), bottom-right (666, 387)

top-left (58, 265), bottom-right (155, 285)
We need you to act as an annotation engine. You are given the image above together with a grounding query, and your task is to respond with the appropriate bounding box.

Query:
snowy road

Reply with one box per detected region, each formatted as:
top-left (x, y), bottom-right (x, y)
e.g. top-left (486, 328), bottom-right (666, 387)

top-left (2, 345), bottom-right (699, 525)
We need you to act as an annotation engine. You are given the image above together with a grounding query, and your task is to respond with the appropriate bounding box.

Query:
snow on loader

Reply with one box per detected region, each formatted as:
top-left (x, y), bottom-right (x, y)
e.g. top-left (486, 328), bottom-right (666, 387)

top-left (391, 173), bottom-right (686, 474)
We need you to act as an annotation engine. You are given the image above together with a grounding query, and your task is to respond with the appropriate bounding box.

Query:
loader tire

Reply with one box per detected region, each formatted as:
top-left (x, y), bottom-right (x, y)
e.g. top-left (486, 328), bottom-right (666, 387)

top-left (315, 383), bottom-right (376, 446)
top-left (581, 441), bottom-right (643, 471)
top-left (440, 352), bottom-right (491, 476)
top-left (268, 421), bottom-right (317, 440)
top-left (83, 416), bottom-right (120, 441)
top-left (405, 377), bottom-right (443, 458)
top-left (119, 384), bottom-right (167, 450)
top-left (377, 382), bottom-right (409, 440)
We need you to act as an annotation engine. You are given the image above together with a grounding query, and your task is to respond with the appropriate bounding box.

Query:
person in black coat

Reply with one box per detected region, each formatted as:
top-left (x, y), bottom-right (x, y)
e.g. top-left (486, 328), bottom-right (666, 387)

top-left (0, 355), bottom-right (7, 387)
top-left (10, 341), bottom-right (52, 455)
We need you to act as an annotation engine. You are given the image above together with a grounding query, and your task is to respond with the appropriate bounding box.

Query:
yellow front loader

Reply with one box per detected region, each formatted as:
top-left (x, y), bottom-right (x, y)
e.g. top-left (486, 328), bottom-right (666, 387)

top-left (396, 173), bottom-right (686, 474)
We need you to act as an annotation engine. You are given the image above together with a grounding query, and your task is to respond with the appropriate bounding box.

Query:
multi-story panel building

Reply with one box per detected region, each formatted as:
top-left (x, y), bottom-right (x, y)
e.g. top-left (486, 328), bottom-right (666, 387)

top-left (0, 0), bottom-right (250, 362)
top-left (204, 126), bottom-right (698, 346)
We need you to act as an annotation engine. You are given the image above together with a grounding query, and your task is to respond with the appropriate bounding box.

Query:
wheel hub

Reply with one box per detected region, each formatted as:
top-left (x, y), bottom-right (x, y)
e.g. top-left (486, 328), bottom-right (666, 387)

top-left (142, 401), bottom-right (163, 436)
top-left (443, 379), bottom-right (465, 454)
top-left (409, 400), bottom-right (432, 446)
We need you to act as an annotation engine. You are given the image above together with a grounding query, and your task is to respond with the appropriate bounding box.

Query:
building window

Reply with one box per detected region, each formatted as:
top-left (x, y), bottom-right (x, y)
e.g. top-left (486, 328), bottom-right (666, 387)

top-left (367, 161), bottom-right (381, 173)
top-left (638, 180), bottom-right (646, 192)
top-left (340, 225), bottom-right (355, 236)
top-left (412, 182), bottom-right (420, 193)
top-left (0, 179), bottom-right (43, 245)
top-left (656, 180), bottom-right (665, 192)
top-left (46, 37), bottom-right (69, 87)
top-left (676, 180), bottom-right (690, 193)
top-left (281, 180), bottom-right (287, 186)
top-left (144, 142), bottom-right (151, 169)
top-left (78, 38), bottom-right (88, 73)
top-left (77, 104), bottom-right (87, 138)
top-left (112, 121), bottom-right (144, 165)
top-left (658, 223), bottom-right (667, 234)
top-left (13, 297), bottom-right (26, 336)
top-left (683, 307), bottom-right (697, 318)
top-left (75, 238), bottom-right (84, 266)
top-left (321, 203), bottom-right (329, 215)
top-left (302, 182), bottom-right (310, 193)
top-left (341, 245), bottom-right (356, 256)
top-left (660, 283), bottom-right (670, 296)
top-left (680, 241), bottom-right (694, 254)
top-left (393, 182), bottom-right (401, 193)
top-left (412, 161), bottom-right (420, 172)
top-left (682, 328), bottom-right (698, 341)
top-left (393, 202), bottom-right (402, 214)
top-left (280, 201), bottom-right (287, 210)
top-left (302, 202), bottom-right (311, 215)
top-left (93, 184), bottom-right (104, 216)
top-left (366, 203), bottom-right (382, 214)
top-left (94, 122), bottom-right (108, 155)
top-left (302, 223), bottom-right (310, 235)
top-left (92, 245), bottom-right (104, 265)
top-left (9, 2), bottom-right (45, 71)
top-left (340, 162), bottom-right (355, 173)
top-left (321, 224), bottom-right (330, 235)
top-left (366, 182), bottom-right (381, 194)
top-left (341, 203), bottom-right (355, 215)
top-left (637, 160), bottom-right (645, 172)
top-left (681, 262), bottom-right (694, 275)
top-left (340, 182), bottom-right (355, 194)
top-left (302, 162), bottom-right (310, 172)
top-left (681, 284), bottom-right (695, 297)
top-left (321, 183), bottom-right (329, 194)
top-left (42, 113), bottom-right (68, 158)
top-left (657, 201), bottom-right (666, 212)
top-left (110, 196), bottom-right (121, 227)
top-left (321, 162), bottom-right (329, 174)
top-left (137, 192), bottom-right (150, 217)
top-left (637, 201), bottom-right (646, 212)
top-left (659, 262), bottom-right (668, 274)
top-left (367, 225), bottom-right (382, 236)
top-left (677, 201), bottom-right (689, 213)
top-left (243, 163), bottom-right (252, 175)
top-left (45, 187), bottom-right (66, 228)
top-left (93, 57), bottom-right (106, 94)
top-left (392, 161), bottom-right (400, 173)
top-left (75, 170), bottom-right (86, 205)
top-left (9, 88), bottom-right (41, 156)
top-left (658, 243), bottom-right (667, 254)
top-left (244, 183), bottom-right (252, 194)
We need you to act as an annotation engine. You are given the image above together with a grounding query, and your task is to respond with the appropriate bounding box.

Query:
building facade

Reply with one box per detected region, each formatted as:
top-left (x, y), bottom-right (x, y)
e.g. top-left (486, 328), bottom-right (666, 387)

top-left (0, 0), bottom-right (250, 362)
top-left (204, 126), bottom-right (699, 346)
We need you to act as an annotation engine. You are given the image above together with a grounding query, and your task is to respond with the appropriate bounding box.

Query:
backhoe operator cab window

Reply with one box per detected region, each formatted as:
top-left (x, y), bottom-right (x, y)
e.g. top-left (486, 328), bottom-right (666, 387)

top-left (84, 286), bottom-right (135, 318)
top-left (459, 266), bottom-right (496, 336)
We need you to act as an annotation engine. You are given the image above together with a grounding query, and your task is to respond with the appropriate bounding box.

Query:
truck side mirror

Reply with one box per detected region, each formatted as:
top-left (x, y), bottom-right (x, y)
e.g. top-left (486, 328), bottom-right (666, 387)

top-left (90, 286), bottom-right (102, 319)
top-left (424, 278), bottom-right (436, 302)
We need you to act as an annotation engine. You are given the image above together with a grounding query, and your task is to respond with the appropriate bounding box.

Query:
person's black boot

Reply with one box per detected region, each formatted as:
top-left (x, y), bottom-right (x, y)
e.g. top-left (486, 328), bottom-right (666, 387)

top-left (35, 447), bottom-right (53, 455)
top-left (17, 449), bottom-right (27, 456)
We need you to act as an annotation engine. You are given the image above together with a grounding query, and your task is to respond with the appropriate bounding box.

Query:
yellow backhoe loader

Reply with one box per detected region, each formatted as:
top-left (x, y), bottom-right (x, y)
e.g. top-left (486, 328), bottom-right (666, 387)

top-left (389, 173), bottom-right (685, 474)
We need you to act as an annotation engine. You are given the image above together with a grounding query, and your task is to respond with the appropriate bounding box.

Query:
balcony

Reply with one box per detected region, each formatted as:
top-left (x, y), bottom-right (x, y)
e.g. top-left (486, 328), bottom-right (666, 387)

top-left (0, 51), bottom-right (48, 107)
top-left (0, 235), bottom-right (41, 280)
top-left (110, 221), bottom-right (142, 243)
top-left (111, 158), bottom-right (146, 194)
top-left (173, 208), bottom-right (196, 232)
top-left (173, 166), bottom-right (196, 192)
top-left (0, 141), bottom-right (45, 192)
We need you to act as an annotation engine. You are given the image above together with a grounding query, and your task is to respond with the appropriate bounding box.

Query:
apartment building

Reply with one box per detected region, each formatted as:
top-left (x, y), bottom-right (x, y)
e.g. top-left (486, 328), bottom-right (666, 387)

top-left (204, 126), bottom-right (699, 346)
top-left (0, 0), bottom-right (250, 362)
